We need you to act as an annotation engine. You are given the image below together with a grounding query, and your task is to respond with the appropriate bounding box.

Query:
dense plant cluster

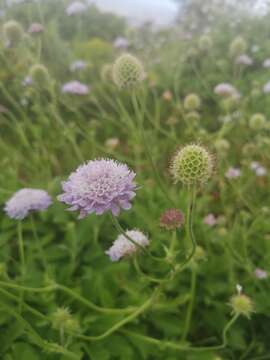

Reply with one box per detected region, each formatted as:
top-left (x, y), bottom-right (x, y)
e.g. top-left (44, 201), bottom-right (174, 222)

top-left (0, 1), bottom-right (270, 359)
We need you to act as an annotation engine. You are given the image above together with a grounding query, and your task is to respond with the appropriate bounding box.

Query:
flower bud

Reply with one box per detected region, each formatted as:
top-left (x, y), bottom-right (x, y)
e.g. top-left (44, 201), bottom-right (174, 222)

top-left (229, 36), bottom-right (247, 58)
top-left (184, 93), bottom-right (201, 111)
top-left (3, 20), bottom-right (23, 47)
top-left (113, 53), bottom-right (145, 89)
top-left (249, 113), bottom-right (266, 130)
top-left (29, 64), bottom-right (50, 88)
top-left (171, 145), bottom-right (214, 185)
top-left (230, 293), bottom-right (254, 318)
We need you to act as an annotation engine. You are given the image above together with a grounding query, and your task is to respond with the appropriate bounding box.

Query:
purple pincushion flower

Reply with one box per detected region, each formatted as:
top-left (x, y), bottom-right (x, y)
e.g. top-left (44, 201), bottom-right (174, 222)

top-left (28, 23), bottom-right (44, 34)
top-left (4, 188), bottom-right (52, 220)
top-left (225, 167), bottom-right (241, 179)
top-left (113, 36), bottom-right (129, 50)
top-left (66, 1), bottom-right (87, 15)
top-left (70, 60), bottom-right (87, 72)
top-left (58, 159), bottom-right (137, 218)
top-left (61, 81), bottom-right (89, 95)
top-left (106, 229), bottom-right (149, 261)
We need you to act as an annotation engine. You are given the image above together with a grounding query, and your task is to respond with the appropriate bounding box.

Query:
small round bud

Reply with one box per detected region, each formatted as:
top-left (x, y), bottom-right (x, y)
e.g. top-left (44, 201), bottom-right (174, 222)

top-left (184, 93), bottom-right (201, 111)
top-left (229, 36), bottom-right (247, 58)
top-left (214, 139), bottom-right (230, 153)
top-left (249, 113), bottom-right (266, 130)
top-left (3, 20), bottom-right (23, 46)
top-left (193, 246), bottom-right (206, 262)
top-left (171, 145), bottom-right (214, 185)
top-left (29, 64), bottom-right (50, 87)
top-left (51, 307), bottom-right (72, 330)
top-left (160, 209), bottom-right (185, 230)
top-left (230, 293), bottom-right (254, 318)
top-left (113, 53), bottom-right (145, 89)
top-left (199, 35), bottom-right (212, 52)
top-left (162, 90), bottom-right (173, 101)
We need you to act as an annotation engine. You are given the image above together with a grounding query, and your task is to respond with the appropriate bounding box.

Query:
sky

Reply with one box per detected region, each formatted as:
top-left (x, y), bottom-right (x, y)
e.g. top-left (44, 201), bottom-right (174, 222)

top-left (88, 0), bottom-right (178, 27)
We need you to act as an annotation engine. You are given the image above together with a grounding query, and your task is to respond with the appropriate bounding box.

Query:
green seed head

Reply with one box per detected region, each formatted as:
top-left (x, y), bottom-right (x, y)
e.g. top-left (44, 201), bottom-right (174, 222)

top-left (113, 53), bottom-right (145, 89)
top-left (185, 111), bottom-right (201, 123)
top-left (249, 113), bottom-right (266, 130)
top-left (184, 93), bottom-right (201, 111)
top-left (230, 294), bottom-right (254, 318)
top-left (171, 144), bottom-right (213, 185)
top-left (199, 35), bottom-right (212, 51)
top-left (3, 20), bottom-right (23, 46)
top-left (229, 36), bottom-right (247, 58)
top-left (51, 307), bottom-right (72, 330)
top-left (29, 64), bottom-right (50, 87)
top-left (214, 139), bottom-right (230, 153)
top-left (101, 64), bottom-right (113, 82)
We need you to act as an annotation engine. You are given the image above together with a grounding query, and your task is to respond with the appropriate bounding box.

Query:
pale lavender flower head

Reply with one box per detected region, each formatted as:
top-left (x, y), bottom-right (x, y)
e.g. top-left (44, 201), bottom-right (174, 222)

top-left (250, 162), bottom-right (267, 177)
top-left (106, 229), bottom-right (149, 261)
top-left (113, 36), bottom-right (129, 50)
top-left (4, 188), bottom-right (52, 220)
top-left (235, 54), bottom-right (253, 66)
top-left (58, 159), bottom-right (136, 218)
top-left (263, 81), bottom-right (270, 93)
top-left (254, 268), bottom-right (268, 280)
top-left (70, 60), bottom-right (87, 72)
top-left (214, 83), bottom-right (240, 99)
top-left (22, 75), bottom-right (32, 86)
top-left (28, 23), bottom-right (44, 34)
top-left (203, 213), bottom-right (217, 227)
top-left (66, 1), bottom-right (87, 15)
top-left (225, 167), bottom-right (241, 179)
top-left (61, 81), bottom-right (89, 95)
top-left (263, 59), bottom-right (270, 68)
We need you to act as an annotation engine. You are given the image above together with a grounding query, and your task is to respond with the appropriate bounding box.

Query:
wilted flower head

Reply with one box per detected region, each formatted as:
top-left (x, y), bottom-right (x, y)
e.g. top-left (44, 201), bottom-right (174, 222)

top-left (184, 93), bottom-right (201, 111)
top-left (230, 285), bottom-right (254, 318)
top-left (229, 36), bottom-right (247, 57)
top-left (105, 137), bottom-right (120, 151)
top-left (28, 23), bottom-right (44, 34)
top-left (160, 209), bottom-right (185, 230)
top-left (203, 213), bottom-right (217, 227)
top-left (249, 113), bottom-right (266, 130)
top-left (66, 1), bottom-right (87, 15)
top-left (29, 64), bottom-right (50, 87)
top-left (235, 54), bottom-right (253, 66)
top-left (113, 36), bottom-right (129, 50)
top-left (70, 60), bottom-right (87, 72)
top-left (225, 167), bottom-right (241, 179)
top-left (3, 20), bottom-right (23, 46)
top-left (106, 229), bottom-right (149, 261)
top-left (254, 268), bottom-right (268, 280)
top-left (171, 145), bottom-right (214, 186)
top-left (263, 59), bottom-right (270, 68)
top-left (58, 159), bottom-right (136, 218)
top-left (62, 81), bottom-right (89, 95)
top-left (162, 90), bottom-right (173, 101)
top-left (113, 53), bottom-right (145, 89)
top-left (214, 83), bottom-right (240, 99)
top-left (5, 188), bottom-right (52, 220)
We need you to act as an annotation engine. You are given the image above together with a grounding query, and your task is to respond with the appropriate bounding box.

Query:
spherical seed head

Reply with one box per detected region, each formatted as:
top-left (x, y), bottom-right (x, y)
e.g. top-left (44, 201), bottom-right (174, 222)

top-left (249, 113), bottom-right (266, 130)
top-left (106, 229), bottom-right (149, 261)
top-left (113, 53), bottom-right (145, 89)
top-left (185, 111), bottom-right (201, 123)
top-left (230, 294), bottom-right (254, 318)
top-left (29, 64), bottom-right (50, 87)
top-left (199, 35), bottom-right (212, 51)
top-left (58, 159), bottom-right (137, 218)
top-left (214, 139), bottom-right (230, 153)
top-left (171, 145), bottom-right (213, 185)
top-left (184, 93), bottom-right (201, 111)
top-left (160, 209), bottom-right (185, 230)
top-left (3, 20), bottom-right (23, 46)
top-left (4, 188), bottom-right (52, 220)
top-left (51, 307), bottom-right (72, 330)
top-left (101, 64), bottom-right (113, 82)
top-left (229, 36), bottom-right (247, 58)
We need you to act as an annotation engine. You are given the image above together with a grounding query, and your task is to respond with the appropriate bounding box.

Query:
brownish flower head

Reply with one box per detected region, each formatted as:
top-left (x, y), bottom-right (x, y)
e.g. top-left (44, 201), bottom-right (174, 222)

top-left (160, 209), bottom-right (185, 230)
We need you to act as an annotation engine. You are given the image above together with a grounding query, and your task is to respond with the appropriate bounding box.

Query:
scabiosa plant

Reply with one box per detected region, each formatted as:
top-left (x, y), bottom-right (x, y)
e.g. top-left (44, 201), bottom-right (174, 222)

top-left (229, 36), bottom-right (247, 58)
top-left (184, 93), bottom-right (201, 111)
top-left (29, 64), bottom-right (51, 87)
top-left (4, 188), bottom-right (52, 220)
top-left (3, 20), bottom-right (23, 47)
top-left (214, 83), bottom-right (240, 99)
top-left (113, 53), bottom-right (145, 89)
top-left (225, 167), bottom-right (241, 179)
top-left (113, 36), bottom-right (129, 50)
top-left (171, 145), bottom-right (214, 186)
top-left (58, 159), bottom-right (136, 218)
top-left (230, 286), bottom-right (254, 318)
top-left (160, 209), bottom-right (185, 230)
top-left (106, 230), bottom-right (149, 261)
top-left (66, 1), bottom-right (87, 16)
top-left (28, 23), bottom-right (44, 34)
top-left (61, 81), bottom-right (89, 95)
top-left (70, 60), bottom-right (87, 72)
top-left (235, 54), bottom-right (253, 66)
top-left (249, 113), bottom-right (266, 130)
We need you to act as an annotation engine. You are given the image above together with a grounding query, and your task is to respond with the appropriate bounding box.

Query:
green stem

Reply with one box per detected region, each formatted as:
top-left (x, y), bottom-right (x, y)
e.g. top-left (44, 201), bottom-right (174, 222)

top-left (17, 221), bottom-right (25, 276)
top-left (181, 267), bottom-right (197, 341)
top-left (122, 313), bottom-right (239, 352)
top-left (31, 215), bottom-right (48, 273)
